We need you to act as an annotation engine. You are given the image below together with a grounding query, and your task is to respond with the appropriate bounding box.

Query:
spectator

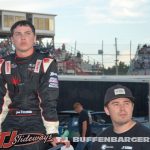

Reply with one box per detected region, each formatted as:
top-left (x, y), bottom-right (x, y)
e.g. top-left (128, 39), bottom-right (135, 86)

top-left (73, 102), bottom-right (92, 150)
top-left (62, 43), bottom-right (66, 51)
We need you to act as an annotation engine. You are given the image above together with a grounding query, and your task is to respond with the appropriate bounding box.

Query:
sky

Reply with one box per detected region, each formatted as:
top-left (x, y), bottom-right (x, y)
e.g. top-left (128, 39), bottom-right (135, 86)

top-left (0, 0), bottom-right (150, 67)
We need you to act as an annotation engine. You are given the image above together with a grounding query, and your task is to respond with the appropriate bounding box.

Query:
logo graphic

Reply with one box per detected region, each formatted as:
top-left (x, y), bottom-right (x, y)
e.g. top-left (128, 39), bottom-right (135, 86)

top-left (0, 131), bottom-right (18, 148)
top-left (121, 146), bottom-right (133, 149)
top-left (0, 131), bottom-right (67, 148)
top-left (114, 88), bottom-right (125, 95)
top-left (101, 144), bottom-right (114, 150)
top-left (101, 144), bottom-right (107, 150)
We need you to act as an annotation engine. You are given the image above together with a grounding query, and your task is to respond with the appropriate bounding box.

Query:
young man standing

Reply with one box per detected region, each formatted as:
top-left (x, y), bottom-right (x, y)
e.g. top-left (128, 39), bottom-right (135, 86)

top-left (73, 102), bottom-right (92, 150)
top-left (0, 20), bottom-right (59, 149)
top-left (92, 84), bottom-right (150, 150)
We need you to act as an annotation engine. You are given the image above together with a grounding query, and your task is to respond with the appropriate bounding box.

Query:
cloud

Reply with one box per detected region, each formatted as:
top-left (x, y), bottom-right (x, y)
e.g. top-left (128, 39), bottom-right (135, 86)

top-left (84, 0), bottom-right (149, 24)
top-left (139, 37), bottom-right (150, 44)
top-left (0, 0), bottom-right (38, 11)
top-left (109, 0), bottom-right (145, 17)
top-left (118, 49), bottom-right (132, 65)
top-left (2, 0), bottom-right (148, 24)
top-left (0, 0), bottom-right (82, 12)
top-left (55, 37), bottom-right (72, 44)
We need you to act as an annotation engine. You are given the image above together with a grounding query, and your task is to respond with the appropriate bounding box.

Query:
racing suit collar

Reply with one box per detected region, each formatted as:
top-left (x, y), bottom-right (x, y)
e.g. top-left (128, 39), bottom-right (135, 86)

top-left (15, 50), bottom-right (36, 64)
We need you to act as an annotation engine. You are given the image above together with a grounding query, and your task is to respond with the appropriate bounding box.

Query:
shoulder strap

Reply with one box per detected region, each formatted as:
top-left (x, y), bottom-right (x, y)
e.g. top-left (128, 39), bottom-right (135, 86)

top-left (34, 59), bottom-right (42, 73)
top-left (0, 59), bottom-right (5, 74)
top-left (5, 61), bottom-right (11, 74)
top-left (33, 52), bottom-right (54, 73)
top-left (4, 54), bottom-right (15, 75)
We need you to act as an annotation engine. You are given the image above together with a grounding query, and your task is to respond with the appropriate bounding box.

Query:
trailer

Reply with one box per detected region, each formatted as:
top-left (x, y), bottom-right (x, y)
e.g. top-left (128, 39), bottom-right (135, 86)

top-left (58, 75), bottom-right (150, 123)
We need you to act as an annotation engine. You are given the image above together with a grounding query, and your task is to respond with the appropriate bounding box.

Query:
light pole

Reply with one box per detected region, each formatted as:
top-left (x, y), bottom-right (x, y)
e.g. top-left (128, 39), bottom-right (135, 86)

top-left (74, 40), bottom-right (77, 55)
top-left (98, 40), bottom-right (104, 74)
top-left (102, 40), bottom-right (104, 70)
top-left (130, 40), bottom-right (132, 66)
top-left (115, 38), bottom-right (119, 75)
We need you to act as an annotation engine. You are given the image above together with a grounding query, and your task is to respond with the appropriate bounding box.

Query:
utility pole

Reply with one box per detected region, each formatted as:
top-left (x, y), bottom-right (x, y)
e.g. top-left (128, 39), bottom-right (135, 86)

top-left (74, 41), bottom-right (77, 56)
top-left (102, 40), bottom-right (104, 68)
top-left (98, 40), bottom-right (104, 74)
top-left (115, 38), bottom-right (118, 75)
top-left (101, 40), bottom-right (104, 74)
top-left (130, 40), bottom-right (132, 66)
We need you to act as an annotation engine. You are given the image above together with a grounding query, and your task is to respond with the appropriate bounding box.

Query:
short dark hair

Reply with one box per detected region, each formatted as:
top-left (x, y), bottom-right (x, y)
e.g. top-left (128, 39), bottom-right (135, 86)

top-left (10, 20), bottom-right (35, 36)
top-left (73, 102), bottom-right (83, 109)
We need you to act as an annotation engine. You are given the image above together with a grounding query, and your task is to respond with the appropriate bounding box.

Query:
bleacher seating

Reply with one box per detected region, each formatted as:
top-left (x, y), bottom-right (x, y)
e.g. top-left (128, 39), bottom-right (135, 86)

top-left (128, 44), bottom-right (150, 75)
top-left (0, 40), bottom-right (101, 75)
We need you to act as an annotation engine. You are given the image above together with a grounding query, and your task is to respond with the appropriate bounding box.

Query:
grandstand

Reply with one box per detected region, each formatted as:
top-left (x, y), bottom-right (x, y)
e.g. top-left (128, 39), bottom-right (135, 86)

top-left (0, 9), bottom-right (102, 75)
top-left (0, 9), bottom-right (56, 56)
top-left (55, 46), bottom-right (102, 75)
top-left (128, 44), bottom-right (150, 75)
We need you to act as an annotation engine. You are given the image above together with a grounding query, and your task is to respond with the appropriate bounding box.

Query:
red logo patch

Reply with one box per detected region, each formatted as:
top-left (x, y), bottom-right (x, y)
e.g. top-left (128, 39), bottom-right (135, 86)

top-left (11, 76), bottom-right (21, 86)
top-left (43, 58), bottom-right (50, 63)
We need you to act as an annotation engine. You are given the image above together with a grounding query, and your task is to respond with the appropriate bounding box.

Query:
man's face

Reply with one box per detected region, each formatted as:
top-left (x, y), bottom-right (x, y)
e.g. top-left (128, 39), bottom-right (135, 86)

top-left (104, 98), bottom-right (134, 126)
top-left (74, 106), bottom-right (82, 113)
top-left (11, 25), bottom-right (36, 53)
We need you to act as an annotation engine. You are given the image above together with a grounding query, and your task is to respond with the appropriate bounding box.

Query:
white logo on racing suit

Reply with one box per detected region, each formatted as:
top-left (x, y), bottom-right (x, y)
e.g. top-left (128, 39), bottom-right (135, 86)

top-left (50, 72), bottom-right (58, 77)
top-left (16, 110), bottom-right (33, 115)
top-left (49, 77), bottom-right (58, 84)
top-left (11, 64), bottom-right (17, 68)
top-left (49, 76), bottom-right (58, 88)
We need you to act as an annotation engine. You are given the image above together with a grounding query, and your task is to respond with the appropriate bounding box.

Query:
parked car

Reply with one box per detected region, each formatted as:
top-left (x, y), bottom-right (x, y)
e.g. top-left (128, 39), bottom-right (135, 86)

top-left (133, 116), bottom-right (150, 128)
top-left (58, 110), bottom-right (112, 139)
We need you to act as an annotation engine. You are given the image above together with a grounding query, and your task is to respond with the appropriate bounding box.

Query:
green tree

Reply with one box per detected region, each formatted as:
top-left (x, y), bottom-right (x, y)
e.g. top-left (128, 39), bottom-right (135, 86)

top-left (104, 61), bottom-right (129, 75)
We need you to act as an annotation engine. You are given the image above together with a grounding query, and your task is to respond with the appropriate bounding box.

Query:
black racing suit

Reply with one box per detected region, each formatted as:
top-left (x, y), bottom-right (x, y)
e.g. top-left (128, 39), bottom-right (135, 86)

top-left (0, 51), bottom-right (59, 150)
